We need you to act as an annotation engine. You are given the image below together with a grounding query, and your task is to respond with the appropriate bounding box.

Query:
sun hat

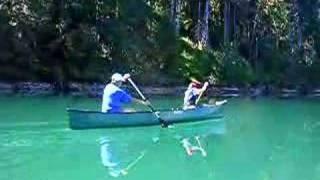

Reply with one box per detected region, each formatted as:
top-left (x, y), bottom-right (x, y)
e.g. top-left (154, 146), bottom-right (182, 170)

top-left (190, 78), bottom-right (202, 88)
top-left (111, 73), bottom-right (124, 82)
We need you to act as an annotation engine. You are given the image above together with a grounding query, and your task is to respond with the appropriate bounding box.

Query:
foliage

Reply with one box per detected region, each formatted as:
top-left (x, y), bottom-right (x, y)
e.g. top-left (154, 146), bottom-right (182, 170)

top-left (177, 38), bottom-right (252, 85)
top-left (0, 0), bottom-right (320, 87)
top-left (217, 44), bottom-right (254, 85)
top-left (256, 0), bottom-right (290, 42)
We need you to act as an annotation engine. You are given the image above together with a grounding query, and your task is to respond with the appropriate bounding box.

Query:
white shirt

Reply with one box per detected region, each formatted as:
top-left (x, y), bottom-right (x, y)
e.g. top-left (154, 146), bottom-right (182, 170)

top-left (183, 87), bottom-right (201, 108)
top-left (101, 83), bottom-right (132, 113)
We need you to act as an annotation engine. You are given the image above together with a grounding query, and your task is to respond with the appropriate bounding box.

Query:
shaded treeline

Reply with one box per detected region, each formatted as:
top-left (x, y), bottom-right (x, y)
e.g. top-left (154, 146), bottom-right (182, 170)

top-left (0, 0), bottom-right (320, 88)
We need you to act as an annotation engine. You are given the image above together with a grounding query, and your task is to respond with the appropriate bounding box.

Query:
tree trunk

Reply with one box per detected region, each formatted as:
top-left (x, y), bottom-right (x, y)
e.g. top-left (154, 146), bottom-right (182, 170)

top-left (115, 0), bottom-right (119, 18)
top-left (175, 0), bottom-right (181, 35)
top-left (287, 0), bottom-right (303, 78)
top-left (255, 36), bottom-right (258, 62)
top-left (200, 0), bottom-right (210, 47)
top-left (289, 0), bottom-right (303, 56)
top-left (170, 0), bottom-right (181, 36)
top-left (296, 1), bottom-right (303, 49)
top-left (170, 0), bottom-right (175, 22)
top-left (224, 0), bottom-right (231, 43)
top-left (250, 12), bottom-right (258, 72)
top-left (51, 0), bottom-right (66, 91)
top-left (195, 0), bottom-right (202, 43)
top-left (233, 4), bottom-right (237, 41)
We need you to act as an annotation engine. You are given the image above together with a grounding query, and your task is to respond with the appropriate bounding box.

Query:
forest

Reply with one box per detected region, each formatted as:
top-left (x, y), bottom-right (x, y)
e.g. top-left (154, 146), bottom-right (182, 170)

top-left (0, 0), bottom-right (320, 88)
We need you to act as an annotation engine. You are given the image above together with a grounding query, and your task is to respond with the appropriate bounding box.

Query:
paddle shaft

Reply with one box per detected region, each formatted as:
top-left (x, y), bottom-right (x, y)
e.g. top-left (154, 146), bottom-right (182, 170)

top-left (127, 78), bottom-right (156, 112)
top-left (195, 83), bottom-right (208, 105)
top-left (195, 91), bottom-right (205, 105)
top-left (127, 78), bottom-right (168, 127)
top-left (127, 79), bottom-right (147, 101)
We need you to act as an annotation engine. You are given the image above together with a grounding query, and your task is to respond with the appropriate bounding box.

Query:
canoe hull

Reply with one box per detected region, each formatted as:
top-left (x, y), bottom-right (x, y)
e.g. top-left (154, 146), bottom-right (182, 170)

top-left (68, 105), bottom-right (223, 129)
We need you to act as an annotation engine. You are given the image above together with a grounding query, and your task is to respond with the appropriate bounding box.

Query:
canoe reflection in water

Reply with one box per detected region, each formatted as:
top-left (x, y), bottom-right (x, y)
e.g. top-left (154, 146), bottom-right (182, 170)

top-left (99, 118), bottom-right (226, 177)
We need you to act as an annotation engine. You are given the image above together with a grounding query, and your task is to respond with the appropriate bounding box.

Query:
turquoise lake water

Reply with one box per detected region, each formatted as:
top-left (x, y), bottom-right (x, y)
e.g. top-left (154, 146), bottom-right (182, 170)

top-left (0, 96), bottom-right (320, 180)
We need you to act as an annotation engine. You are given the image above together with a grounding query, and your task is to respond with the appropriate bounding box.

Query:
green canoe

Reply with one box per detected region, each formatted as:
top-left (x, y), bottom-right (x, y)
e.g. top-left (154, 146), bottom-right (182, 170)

top-left (67, 105), bottom-right (224, 129)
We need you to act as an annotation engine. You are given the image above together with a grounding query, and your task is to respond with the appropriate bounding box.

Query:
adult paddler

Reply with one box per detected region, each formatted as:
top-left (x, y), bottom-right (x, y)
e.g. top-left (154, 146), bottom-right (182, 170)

top-left (102, 73), bottom-right (149, 113)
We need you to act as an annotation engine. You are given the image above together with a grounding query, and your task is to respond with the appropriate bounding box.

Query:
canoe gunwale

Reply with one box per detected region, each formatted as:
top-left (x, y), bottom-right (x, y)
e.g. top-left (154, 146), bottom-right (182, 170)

top-left (69, 117), bottom-right (223, 130)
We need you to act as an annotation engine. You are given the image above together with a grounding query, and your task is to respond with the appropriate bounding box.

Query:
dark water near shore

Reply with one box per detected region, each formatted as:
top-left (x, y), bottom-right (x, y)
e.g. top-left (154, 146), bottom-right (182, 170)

top-left (1, 96), bottom-right (320, 180)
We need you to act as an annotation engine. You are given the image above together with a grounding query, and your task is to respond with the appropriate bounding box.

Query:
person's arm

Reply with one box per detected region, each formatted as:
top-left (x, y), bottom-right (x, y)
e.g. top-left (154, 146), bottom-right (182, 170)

top-left (119, 73), bottom-right (135, 103)
top-left (193, 82), bottom-right (209, 95)
top-left (132, 98), bottom-right (151, 106)
top-left (123, 73), bottom-right (131, 82)
top-left (201, 82), bottom-right (209, 92)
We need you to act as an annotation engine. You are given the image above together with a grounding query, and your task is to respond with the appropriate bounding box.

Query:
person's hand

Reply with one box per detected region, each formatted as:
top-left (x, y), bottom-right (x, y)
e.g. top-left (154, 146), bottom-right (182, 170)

top-left (143, 100), bottom-right (152, 106)
top-left (202, 82), bottom-right (209, 91)
top-left (123, 73), bottom-right (131, 81)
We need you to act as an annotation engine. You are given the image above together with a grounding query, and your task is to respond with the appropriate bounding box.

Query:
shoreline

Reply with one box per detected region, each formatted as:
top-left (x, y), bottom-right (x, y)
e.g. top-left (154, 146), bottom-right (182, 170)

top-left (0, 82), bottom-right (320, 98)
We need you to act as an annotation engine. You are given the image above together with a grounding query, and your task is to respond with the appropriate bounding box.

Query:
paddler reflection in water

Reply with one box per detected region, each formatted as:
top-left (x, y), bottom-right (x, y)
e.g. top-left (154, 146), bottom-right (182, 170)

top-left (102, 73), bottom-right (150, 113)
top-left (100, 138), bottom-right (146, 177)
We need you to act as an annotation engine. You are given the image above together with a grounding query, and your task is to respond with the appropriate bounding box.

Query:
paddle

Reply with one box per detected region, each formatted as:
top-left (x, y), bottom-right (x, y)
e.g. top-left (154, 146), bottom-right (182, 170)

top-left (195, 136), bottom-right (207, 157)
top-left (127, 78), bottom-right (169, 127)
top-left (195, 82), bottom-right (209, 105)
top-left (118, 151), bottom-right (146, 176)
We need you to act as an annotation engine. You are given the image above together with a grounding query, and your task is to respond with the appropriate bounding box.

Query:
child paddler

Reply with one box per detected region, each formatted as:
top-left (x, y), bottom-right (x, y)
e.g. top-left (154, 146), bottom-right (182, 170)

top-left (183, 79), bottom-right (209, 110)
